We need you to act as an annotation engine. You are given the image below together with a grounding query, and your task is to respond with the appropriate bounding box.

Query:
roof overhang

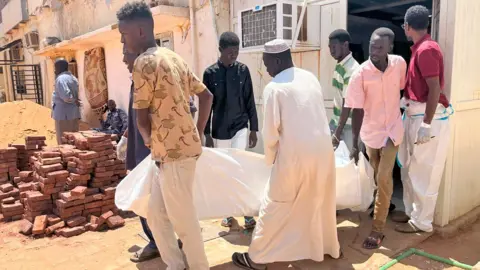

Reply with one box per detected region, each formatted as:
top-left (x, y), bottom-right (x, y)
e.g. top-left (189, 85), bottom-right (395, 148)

top-left (35, 5), bottom-right (189, 57)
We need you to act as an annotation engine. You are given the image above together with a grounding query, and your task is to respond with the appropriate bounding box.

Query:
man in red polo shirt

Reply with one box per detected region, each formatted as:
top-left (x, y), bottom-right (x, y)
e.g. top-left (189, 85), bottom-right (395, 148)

top-left (394, 5), bottom-right (454, 233)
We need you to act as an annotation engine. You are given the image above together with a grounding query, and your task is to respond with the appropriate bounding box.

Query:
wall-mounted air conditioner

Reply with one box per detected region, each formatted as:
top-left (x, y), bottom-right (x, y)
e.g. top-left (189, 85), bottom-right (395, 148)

top-left (238, 0), bottom-right (321, 51)
top-left (25, 31), bottom-right (40, 49)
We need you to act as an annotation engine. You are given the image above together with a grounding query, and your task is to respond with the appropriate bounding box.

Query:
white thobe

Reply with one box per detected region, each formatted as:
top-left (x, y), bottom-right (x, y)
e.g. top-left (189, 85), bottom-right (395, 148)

top-left (249, 67), bottom-right (340, 263)
top-left (398, 99), bottom-right (453, 232)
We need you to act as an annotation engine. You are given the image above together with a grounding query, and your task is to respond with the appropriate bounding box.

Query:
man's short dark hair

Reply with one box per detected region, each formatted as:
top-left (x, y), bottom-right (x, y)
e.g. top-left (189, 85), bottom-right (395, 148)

top-left (55, 59), bottom-right (68, 71)
top-left (116, 1), bottom-right (153, 24)
top-left (219, 32), bottom-right (240, 49)
top-left (405, 5), bottom-right (430, 30)
top-left (329, 29), bottom-right (351, 43)
top-left (372, 27), bottom-right (395, 43)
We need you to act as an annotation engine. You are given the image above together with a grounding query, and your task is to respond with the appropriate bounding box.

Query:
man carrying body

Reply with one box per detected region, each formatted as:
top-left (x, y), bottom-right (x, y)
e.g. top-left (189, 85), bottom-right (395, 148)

top-left (328, 29), bottom-right (360, 151)
top-left (117, 2), bottom-right (213, 269)
top-left (346, 28), bottom-right (407, 249)
top-left (52, 59), bottom-right (81, 144)
top-left (203, 31), bottom-right (258, 229)
top-left (394, 5), bottom-right (452, 234)
top-left (231, 39), bottom-right (340, 269)
top-left (94, 99), bottom-right (128, 137)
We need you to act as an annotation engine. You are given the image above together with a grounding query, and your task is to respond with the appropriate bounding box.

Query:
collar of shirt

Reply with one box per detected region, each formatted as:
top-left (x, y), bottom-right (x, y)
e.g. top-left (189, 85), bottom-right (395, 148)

top-left (366, 54), bottom-right (397, 73)
top-left (411, 34), bottom-right (432, 53)
top-left (217, 59), bottom-right (235, 69)
top-left (338, 52), bottom-right (354, 66)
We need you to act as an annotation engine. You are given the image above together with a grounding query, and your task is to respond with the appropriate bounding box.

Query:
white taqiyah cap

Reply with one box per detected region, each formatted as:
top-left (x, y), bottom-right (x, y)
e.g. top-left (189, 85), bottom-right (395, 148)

top-left (263, 39), bottom-right (290, 54)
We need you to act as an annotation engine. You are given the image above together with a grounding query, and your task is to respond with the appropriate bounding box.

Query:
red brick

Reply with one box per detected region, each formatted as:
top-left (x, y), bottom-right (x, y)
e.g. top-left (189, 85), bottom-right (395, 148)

top-left (97, 159), bottom-right (115, 167)
top-left (93, 155), bottom-right (109, 163)
top-left (58, 226), bottom-right (86, 237)
top-left (102, 199), bottom-right (115, 206)
top-left (67, 161), bottom-right (77, 168)
top-left (39, 163), bottom-right (63, 173)
top-left (19, 220), bottom-right (33, 235)
top-left (66, 216), bottom-right (87, 227)
top-left (71, 186), bottom-right (87, 196)
top-left (25, 136), bottom-right (47, 141)
top-left (0, 183), bottom-right (13, 192)
top-left (1, 197), bottom-right (15, 204)
top-left (25, 201), bottom-right (53, 212)
top-left (68, 167), bottom-right (93, 175)
top-left (45, 220), bottom-right (65, 235)
top-left (94, 171), bottom-right (115, 178)
top-left (77, 151), bottom-right (98, 160)
top-left (59, 191), bottom-right (85, 202)
top-left (39, 157), bottom-right (62, 165)
top-left (0, 162), bottom-right (17, 169)
top-left (26, 191), bottom-right (50, 202)
top-left (32, 215), bottom-right (48, 235)
top-left (46, 170), bottom-right (69, 181)
top-left (47, 214), bottom-right (62, 226)
top-left (97, 210), bottom-right (114, 226)
top-left (39, 152), bottom-right (61, 158)
top-left (70, 173), bottom-right (90, 181)
top-left (85, 200), bottom-right (104, 209)
top-left (86, 134), bottom-right (111, 143)
top-left (1, 200), bottom-right (23, 211)
top-left (0, 167), bottom-right (10, 174)
top-left (106, 215), bottom-right (125, 229)
top-left (10, 144), bottom-right (26, 150)
top-left (85, 188), bottom-right (100, 196)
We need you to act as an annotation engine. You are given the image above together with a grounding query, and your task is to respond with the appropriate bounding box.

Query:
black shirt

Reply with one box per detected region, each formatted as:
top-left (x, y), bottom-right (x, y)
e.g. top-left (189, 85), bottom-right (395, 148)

top-left (203, 61), bottom-right (258, 140)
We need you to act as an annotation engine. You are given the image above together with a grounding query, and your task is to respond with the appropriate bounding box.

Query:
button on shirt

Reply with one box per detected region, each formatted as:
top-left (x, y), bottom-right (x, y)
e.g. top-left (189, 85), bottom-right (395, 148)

top-left (404, 34), bottom-right (449, 107)
top-left (345, 55), bottom-right (407, 149)
top-left (203, 61), bottom-right (258, 140)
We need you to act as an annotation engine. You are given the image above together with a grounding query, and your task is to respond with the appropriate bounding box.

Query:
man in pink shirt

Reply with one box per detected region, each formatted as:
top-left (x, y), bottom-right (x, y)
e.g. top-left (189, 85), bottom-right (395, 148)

top-left (345, 28), bottom-right (407, 249)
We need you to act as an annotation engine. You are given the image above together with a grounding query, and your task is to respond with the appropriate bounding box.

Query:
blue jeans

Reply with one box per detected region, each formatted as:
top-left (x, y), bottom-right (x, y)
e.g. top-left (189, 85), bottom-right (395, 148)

top-left (140, 216), bottom-right (157, 249)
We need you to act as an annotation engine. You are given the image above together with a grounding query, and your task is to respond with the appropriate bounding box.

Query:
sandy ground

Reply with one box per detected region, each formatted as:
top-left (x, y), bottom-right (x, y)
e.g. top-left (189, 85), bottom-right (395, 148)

top-left (1, 212), bottom-right (479, 270)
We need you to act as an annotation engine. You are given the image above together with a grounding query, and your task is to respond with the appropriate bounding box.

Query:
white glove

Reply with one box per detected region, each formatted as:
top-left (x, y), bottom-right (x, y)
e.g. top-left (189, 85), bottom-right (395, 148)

top-left (416, 123), bottom-right (432, 144)
top-left (117, 136), bottom-right (128, 161)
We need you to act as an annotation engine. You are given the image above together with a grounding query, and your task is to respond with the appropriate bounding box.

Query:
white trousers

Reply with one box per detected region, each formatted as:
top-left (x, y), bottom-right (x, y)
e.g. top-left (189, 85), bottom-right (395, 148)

top-left (398, 101), bottom-right (451, 232)
top-left (147, 158), bottom-right (209, 270)
top-left (216, 128), bottom-right (248, 149)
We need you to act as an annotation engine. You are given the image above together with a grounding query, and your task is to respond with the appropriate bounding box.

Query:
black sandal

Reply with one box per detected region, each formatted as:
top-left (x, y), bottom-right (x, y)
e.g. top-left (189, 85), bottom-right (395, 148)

top-left (362, 233), bottom-right (385, 250)
top-left (232, 252), bottom-right (267, 270)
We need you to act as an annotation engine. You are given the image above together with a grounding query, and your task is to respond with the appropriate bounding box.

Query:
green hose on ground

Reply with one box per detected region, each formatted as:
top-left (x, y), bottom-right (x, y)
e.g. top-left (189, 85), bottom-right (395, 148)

top-left (379, 248), bottom-right (473, 270)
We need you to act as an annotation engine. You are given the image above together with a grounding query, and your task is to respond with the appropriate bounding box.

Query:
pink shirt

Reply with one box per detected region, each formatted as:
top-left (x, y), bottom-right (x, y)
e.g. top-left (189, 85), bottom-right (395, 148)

top-left (345, 55), bottom-right (407, 149)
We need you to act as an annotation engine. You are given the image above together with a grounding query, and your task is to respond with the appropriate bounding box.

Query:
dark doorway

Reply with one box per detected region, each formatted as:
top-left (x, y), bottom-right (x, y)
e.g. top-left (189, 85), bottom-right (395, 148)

top-left (10, 64), bottom-right (44, 105)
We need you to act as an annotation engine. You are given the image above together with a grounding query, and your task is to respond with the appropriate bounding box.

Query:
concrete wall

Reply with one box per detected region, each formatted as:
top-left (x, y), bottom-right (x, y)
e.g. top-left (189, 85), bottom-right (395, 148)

top-left (434, 0), bottom-right (480, 226)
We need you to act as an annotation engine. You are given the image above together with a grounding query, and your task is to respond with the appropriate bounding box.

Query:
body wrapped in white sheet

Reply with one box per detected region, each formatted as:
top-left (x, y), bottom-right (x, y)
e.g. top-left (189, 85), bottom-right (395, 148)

top-left (115, 148), bottom-right (271, 220)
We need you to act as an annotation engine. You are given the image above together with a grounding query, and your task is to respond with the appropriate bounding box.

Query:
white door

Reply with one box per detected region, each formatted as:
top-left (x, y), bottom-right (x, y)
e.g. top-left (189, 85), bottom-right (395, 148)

top-left (307, 0), bottom-right (347, 110)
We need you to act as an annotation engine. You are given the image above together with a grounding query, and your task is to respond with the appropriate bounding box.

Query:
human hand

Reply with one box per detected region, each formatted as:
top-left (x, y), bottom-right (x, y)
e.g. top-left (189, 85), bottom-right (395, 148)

top-left (75, 99), bottom-right (82, 107)
top-left (117, 136), bottom-right (128, 161)
top-left (205, 134), bottom-right (214, 148)
top-left (350, 147), bottom-right (360, 164)
top-left (249, 132), bottom-right (258, 148)
top-left (416, 124), bottom-right (432, 145)
top-left (332, 134), bottom-right (340, 149)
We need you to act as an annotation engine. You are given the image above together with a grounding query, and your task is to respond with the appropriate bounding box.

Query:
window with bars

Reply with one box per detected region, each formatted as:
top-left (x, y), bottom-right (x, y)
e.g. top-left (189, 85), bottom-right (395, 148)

top-left (241, 4), bottom-right (277, 48)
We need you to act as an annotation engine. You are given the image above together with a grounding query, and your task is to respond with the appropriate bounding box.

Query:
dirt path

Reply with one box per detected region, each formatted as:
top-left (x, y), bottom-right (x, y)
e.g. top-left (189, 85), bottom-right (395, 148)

top-left (1, 215), bottom-right (479, 270)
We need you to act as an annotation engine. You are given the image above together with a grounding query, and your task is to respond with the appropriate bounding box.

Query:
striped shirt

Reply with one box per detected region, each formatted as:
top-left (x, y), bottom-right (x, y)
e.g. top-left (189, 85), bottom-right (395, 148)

top-left (330, 53), bottom-right (359, 128)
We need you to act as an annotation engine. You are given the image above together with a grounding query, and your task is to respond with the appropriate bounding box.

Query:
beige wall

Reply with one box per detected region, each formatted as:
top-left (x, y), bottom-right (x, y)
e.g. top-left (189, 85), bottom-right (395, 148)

top-left (435, 0), bottom-right (480, 226)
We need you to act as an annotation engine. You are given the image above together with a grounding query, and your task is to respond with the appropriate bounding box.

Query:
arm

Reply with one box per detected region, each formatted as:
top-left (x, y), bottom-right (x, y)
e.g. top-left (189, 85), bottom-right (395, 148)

top-left (244, 67), bottom-right (259, 132)
top-left (132, 58), bottom-right (155, 147)
top-left (417, 49), bottom-right (442, 124)
top-left (334, 100), bottom-right (352, 141)
top-left (190, 71), bottom-right (213, 139)
top-left (118, 109), bottom-right (129, 135)
top-left (344, 69), bottom-right (365, 160)
top-left (262, 86), bottom-right (281, 165)
top-left (202, 71), bottom-right (214, 136)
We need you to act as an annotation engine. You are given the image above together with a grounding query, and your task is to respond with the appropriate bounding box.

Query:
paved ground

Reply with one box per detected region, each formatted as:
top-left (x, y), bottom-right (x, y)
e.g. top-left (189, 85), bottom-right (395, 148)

top-left (1, 210), bottom-right (479, 270)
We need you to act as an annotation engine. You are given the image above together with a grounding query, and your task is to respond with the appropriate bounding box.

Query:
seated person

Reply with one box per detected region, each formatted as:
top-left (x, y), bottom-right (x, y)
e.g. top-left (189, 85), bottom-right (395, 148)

top-left (94, 99), bottom-right (128, 136)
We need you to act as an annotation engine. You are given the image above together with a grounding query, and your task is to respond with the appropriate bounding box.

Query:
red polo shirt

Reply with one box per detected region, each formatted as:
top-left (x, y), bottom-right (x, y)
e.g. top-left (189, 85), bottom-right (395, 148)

top-left (404, 34), bottom-right (449, 107)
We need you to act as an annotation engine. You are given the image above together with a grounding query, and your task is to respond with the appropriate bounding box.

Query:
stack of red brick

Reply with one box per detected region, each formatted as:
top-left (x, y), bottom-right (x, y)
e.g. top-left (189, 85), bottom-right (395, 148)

top-left (0, 147), bottom-right (19, 184)
top-left (0, 184), bottom-right (22, 221)
top-left (9, 144), bottom-right (29, 171)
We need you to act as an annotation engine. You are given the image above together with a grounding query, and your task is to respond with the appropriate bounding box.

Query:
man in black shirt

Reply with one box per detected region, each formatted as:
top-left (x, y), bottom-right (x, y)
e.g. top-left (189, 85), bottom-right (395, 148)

top-left (203, 32), bottom-right (259, 229)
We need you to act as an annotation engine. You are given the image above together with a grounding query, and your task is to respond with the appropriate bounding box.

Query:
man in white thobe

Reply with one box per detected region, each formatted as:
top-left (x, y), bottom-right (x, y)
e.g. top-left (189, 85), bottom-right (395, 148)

top-left (231, 39), bottom-right (340, 269)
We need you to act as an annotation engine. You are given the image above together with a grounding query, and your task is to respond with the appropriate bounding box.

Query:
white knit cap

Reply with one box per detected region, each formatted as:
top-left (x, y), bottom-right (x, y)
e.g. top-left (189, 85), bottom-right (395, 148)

top-left (263, 39), bottom-right (290, 54)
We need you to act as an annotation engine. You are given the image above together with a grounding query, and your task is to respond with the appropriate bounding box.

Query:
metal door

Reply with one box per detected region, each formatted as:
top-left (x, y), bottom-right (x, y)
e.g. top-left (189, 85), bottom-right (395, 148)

top-left (10, 64), bottom-right (43, 105)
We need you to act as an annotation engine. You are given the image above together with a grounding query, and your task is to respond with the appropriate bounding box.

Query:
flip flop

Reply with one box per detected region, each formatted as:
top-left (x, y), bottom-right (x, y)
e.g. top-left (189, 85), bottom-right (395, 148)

top-left (222, 217), bottom-right (234, 227)
top-left (395, 221), bottom-right (424, 233)
top-left (362, 233), bottom-right (385, 250)
top-left (232, 252), bottom-right (267, 270)
top-left (130, 245), bottom-right (160, 262)
top-left (244, 217), bottom-right (256, 230)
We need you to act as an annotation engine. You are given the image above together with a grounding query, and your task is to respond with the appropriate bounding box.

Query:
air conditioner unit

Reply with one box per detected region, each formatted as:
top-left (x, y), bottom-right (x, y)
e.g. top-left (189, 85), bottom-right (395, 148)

top-left (25, 31), bottom-right (40, 49)
top-left (238, 0), bottom-right (321, 51)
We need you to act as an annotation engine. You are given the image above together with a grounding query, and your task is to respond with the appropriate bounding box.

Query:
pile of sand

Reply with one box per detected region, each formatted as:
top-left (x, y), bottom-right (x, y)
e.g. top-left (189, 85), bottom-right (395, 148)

top-left (0, 100), bottom-right (91, 147)
top-left (0, 100), bottom-right (57, 147)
